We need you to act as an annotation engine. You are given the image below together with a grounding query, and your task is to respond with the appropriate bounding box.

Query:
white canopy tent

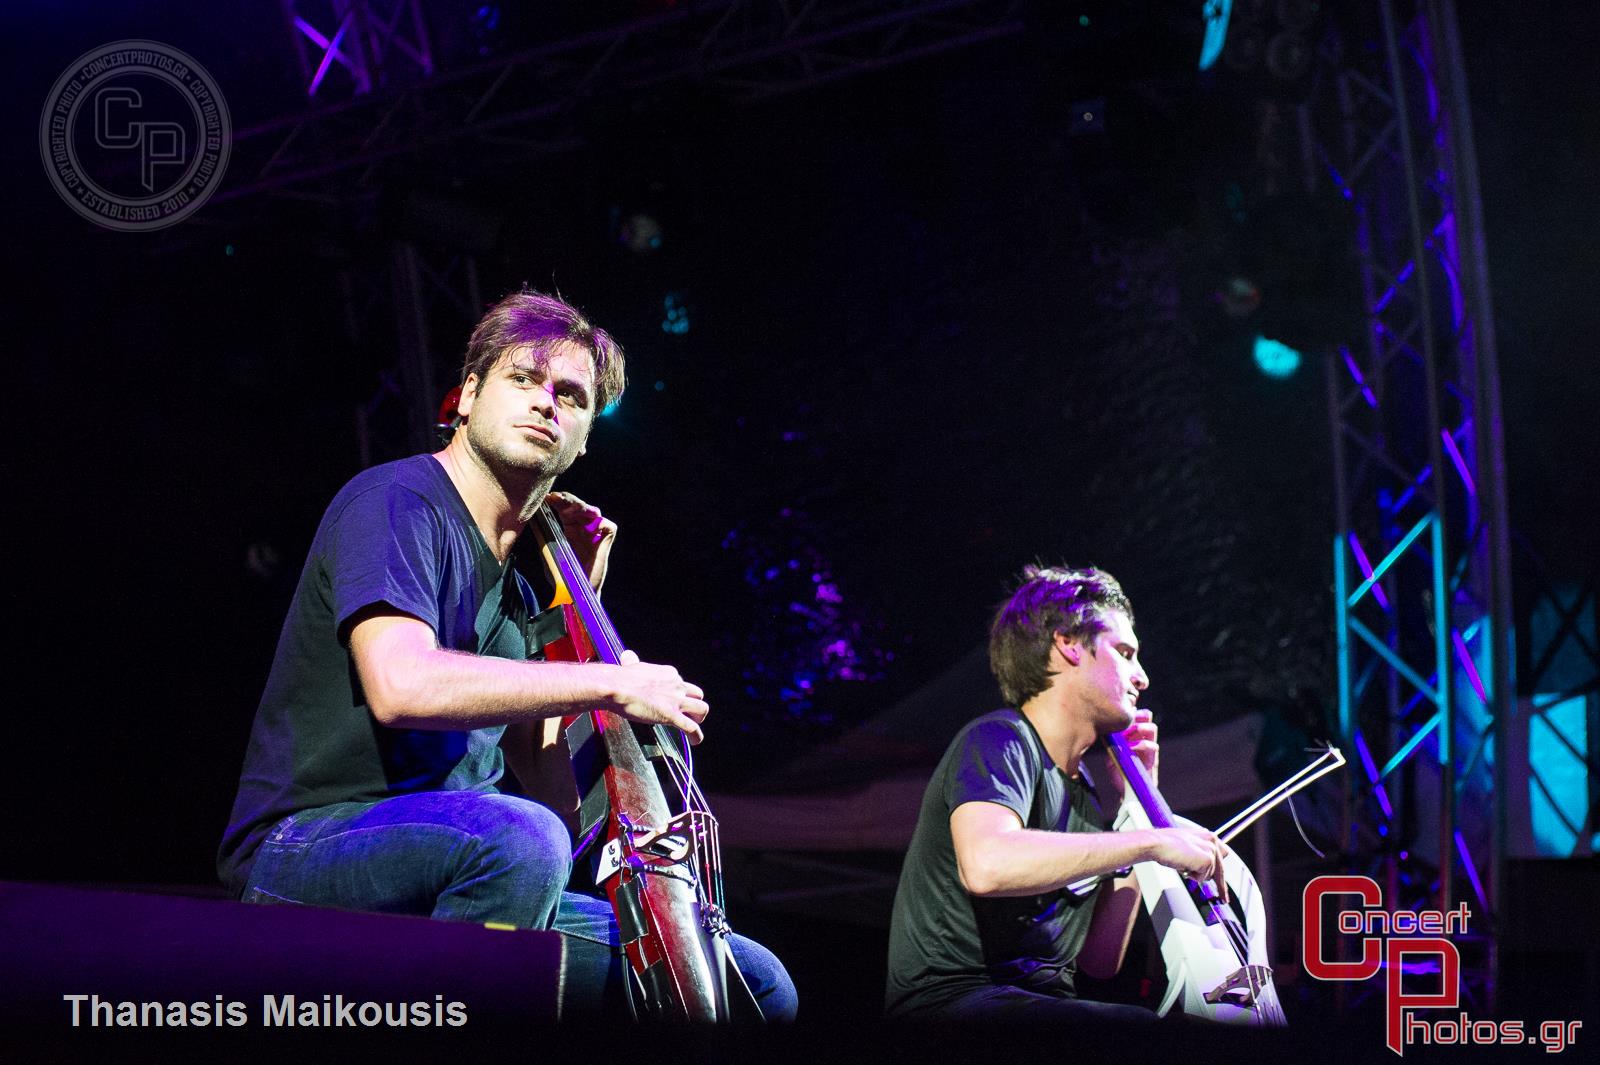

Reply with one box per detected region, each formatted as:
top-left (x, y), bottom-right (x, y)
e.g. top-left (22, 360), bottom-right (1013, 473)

top-left (707, 643), bottom-right (1273, 926)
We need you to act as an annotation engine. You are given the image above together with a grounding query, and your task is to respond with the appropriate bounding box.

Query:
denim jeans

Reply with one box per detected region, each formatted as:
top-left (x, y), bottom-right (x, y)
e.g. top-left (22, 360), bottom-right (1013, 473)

top-left (242, 790), bottom-right (797, 1022)
top-left (943, 982), bottom-right (1155, 1023)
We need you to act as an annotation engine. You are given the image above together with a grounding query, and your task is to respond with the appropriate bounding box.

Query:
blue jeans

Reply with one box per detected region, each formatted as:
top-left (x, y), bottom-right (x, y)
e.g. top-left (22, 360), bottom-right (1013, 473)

top-left (943, 983), bottom-right (1155, 1023)
top-left (242, 790), bottom-right (797, 1021)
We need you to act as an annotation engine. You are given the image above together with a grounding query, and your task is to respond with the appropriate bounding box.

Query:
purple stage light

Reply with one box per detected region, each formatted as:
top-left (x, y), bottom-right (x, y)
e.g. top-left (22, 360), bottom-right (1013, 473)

top-left (1440, 427), bottom-right (1477, 497)
top-left (1354, 730), bottom-right (1394, 820)
top-left (1453, 830), bottom-right (1489, 912)
top-left (1340, 346), bottom-right (1378, 409)
top-left (1372, 260), bottom-right (1415, 315)
top-left (718, 508), bottom-right (889, 720)
top-left (1433, 213), bottom-right (1468, 331)
top-left (1451, 629), bottom-right (1488, 705)
top-left (1347, 533), bottom-right (1392, 610)
top-left (1324, 162), bottom-right (1356, 201)
top-left (1391, 465), bottom-right (1431, 515)
top-left (294, 17), bottom-right (351, 98)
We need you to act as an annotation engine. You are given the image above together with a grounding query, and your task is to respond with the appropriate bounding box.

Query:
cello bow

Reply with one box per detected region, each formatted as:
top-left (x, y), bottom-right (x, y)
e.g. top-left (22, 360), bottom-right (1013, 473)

top-left (531, 505), bottom-right (759, 1022)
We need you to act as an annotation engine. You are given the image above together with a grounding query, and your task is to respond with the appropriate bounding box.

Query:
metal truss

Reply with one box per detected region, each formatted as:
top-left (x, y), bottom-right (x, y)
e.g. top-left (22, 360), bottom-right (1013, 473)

top-left (226, 0), bottom-right (1030, 474)
top-left (349, 241), bottom-right (483, 465)
top-left (281, 0), bottom-right (435, 98)
top-left (227, 0), bottom-right (1025, 211)
top-left (1510, 540), bottom-right (1598, 858)
top-left (1310, 0), bottom-right (1512, 1007)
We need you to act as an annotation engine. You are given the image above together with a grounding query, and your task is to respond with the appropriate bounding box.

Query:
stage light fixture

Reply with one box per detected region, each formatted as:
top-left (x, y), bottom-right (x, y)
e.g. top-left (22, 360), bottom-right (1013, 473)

top-left (470, 5), bottom-right (503, 57)
top-left (1219, 275), bottom-right (1262, 317)
top-left (1199, 0), bottom-right (1234, 71)
top-left (617, 212), bottom-right (663, 254)
top-left (1253, 334), bottom-right (1302, 378)
top-left (1069, 98), bottom-right (1106, 135)
top-left (661, 292), bottom-right (691, 334)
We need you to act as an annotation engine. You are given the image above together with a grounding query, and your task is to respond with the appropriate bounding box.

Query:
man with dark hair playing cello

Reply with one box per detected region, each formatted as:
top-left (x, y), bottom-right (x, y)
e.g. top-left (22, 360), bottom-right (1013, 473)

top-left (885, 565), bottom-right (1231, 1020)
top-left (218, 289), bottom-right (795, 1020)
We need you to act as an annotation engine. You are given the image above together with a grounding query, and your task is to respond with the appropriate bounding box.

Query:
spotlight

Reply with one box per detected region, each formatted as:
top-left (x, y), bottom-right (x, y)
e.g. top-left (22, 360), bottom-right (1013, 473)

top-left (470, 5), bottom-right (502, 57)
top-left (661, 292), bottom-right (691, 334)
top-left (1253, 334), bottom-right (1302, 378)
top-left (1199, 0), bottom-right (1234, 72)
top-left (1069, 98), bottom-right (1106, 136)
top-left (1219, 275), bottom-right (1263, 317)
top-left (616, 212), bottom-right (663, 254)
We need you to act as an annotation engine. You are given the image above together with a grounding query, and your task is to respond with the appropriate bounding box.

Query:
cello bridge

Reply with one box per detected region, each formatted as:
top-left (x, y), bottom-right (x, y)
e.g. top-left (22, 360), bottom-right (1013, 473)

top-left (595, 811), bottom-right (720, 894)
top-left (1203, 964), bottom-right (1274, 1007)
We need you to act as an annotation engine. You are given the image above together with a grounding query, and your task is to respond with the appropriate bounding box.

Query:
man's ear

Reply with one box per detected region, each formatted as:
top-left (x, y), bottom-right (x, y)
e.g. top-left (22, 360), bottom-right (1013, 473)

top-left (456, 375), bottom-right (479, 419)
top-left (1055, 632), bottom-right (1082, 666)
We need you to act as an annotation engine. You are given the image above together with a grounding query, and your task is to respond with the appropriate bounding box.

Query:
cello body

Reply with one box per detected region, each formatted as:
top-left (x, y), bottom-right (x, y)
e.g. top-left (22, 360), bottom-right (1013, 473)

top-left (1107, 732), bottom-right (1287, 1026)
top-left (532, 507), bottom-right (758, 1022)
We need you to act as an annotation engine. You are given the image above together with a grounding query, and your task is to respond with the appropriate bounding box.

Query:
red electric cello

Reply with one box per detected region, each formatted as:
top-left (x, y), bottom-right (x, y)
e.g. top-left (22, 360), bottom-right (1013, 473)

top-left (436, 386), bottom-right (758, 1021)
top-left (530, 504), bottom-right (761, 1022)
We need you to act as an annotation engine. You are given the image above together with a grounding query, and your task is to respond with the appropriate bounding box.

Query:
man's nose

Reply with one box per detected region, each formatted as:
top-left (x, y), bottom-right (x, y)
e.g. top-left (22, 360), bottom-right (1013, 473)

top-left (530, 384), bottom-right (556, 414)
top-left (1133, 668), bottom-right (1149, 691)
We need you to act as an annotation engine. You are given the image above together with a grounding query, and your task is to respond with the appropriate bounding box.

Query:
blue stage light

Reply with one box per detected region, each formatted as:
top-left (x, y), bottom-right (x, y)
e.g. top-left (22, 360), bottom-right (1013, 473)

top-left (1200, 0), bottom-right (1234, 71)
top-left (1529, 693), bottom-right (1592, 856)
top-left (661, 292), bottom-right (691, 334)
top-left (1253, 334), bottom-right (1302, 378)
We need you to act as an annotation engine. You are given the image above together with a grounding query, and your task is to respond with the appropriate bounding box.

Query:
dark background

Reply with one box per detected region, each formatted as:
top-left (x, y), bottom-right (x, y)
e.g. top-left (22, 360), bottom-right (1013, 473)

top-left (4, 0), bottom-right (1597, 1040)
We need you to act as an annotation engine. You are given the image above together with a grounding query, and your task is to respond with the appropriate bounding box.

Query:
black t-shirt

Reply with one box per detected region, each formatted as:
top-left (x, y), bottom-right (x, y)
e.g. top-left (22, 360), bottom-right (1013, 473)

top-left (884, 709), bottom-right (1109, 1016)
top-left (217, 455), bottom-right (542, 893)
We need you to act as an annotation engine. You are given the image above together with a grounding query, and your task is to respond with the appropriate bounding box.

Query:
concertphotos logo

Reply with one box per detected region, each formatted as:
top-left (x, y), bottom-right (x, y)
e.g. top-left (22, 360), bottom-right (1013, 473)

top-left (1303, 876), bottom-right (1584, 1056)
top-left (39, 39), bottom-right (230, 232)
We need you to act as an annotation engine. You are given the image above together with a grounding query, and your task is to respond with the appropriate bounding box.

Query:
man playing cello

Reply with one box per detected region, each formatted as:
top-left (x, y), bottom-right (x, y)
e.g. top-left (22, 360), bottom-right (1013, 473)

top-left (885, 565), bottom-right (1229, 1020)
top-left (218, 288), bottom-right (795, 1020)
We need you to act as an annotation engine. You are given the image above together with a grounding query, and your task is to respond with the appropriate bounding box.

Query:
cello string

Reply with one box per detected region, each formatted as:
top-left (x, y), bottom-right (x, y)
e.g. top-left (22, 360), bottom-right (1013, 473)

top-left (546, 513), bottom-right (694, 799)
top-left (1110, 716), bottom-right (1285, 1022)
top-left (539, 509), bottom-right (740, 1017)
top-left (1222, 913), bottom-right (1249, 960)
top-left (553, 518), bottom-right (703, 804)
top-left (704, 812), bottom-right (721, 910)
top-left (542, 507), bottom-right (728, 912)
top-left (1118, 731), bottom-right (1256, 967)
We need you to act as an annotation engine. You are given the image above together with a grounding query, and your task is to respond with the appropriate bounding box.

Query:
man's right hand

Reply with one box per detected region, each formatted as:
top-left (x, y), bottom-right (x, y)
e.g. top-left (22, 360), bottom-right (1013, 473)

top-left (1144, 826), bottom-right (1231, 903)
top-left (609, 649), bottom-right (709, 744)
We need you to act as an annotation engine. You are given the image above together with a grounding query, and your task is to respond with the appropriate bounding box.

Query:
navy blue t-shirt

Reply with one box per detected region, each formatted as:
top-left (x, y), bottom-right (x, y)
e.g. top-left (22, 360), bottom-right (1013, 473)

top-left (217, 455), bottom-right (540, 893)
top-left (884, 709), bottom-right (1108, 1015)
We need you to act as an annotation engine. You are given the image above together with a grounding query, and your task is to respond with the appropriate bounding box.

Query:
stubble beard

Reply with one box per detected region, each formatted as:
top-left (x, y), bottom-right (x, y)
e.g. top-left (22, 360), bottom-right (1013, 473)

top-left (1096, 688), bottom-right (1137, 735)
top-left (462, 417), bottom-right (569, 515)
